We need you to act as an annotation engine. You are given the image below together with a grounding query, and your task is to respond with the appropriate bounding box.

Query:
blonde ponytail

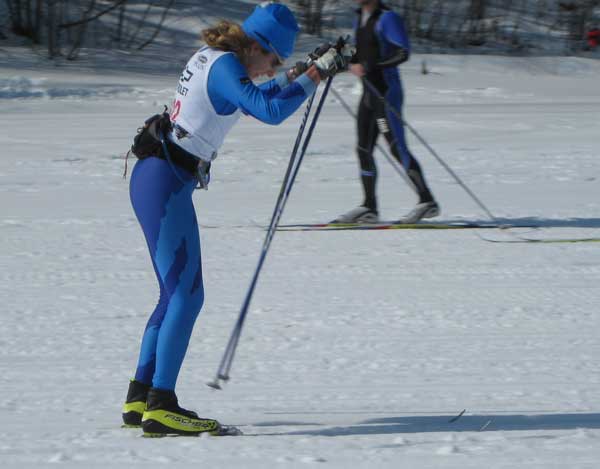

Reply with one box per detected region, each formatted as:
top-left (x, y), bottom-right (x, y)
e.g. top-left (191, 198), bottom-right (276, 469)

top-left (201, 21), bottom-right (254, 60)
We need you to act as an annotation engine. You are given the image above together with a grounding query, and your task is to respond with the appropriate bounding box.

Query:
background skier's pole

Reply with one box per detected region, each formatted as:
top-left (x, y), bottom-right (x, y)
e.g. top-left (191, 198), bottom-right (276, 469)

top-left (362, 78), bottom-right (500, 224)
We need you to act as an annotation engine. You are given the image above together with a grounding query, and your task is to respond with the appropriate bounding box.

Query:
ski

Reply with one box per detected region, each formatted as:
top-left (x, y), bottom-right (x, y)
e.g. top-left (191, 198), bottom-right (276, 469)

top-left (479, 235), bottom-right (600, 244)
top-left (141, 424), bottom-right (243, 438)
top-left (277, 221), bottom-right (506, 232)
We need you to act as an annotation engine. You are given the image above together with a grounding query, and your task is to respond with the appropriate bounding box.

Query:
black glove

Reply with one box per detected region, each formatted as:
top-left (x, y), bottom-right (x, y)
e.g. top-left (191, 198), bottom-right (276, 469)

top-left (308, 41), bottom-right (333, 60)
top-left (312, 48), bottom-right (347, 78)
top-left (288, 60), bottom-right (309, 79)
top-left (289, 37), bottom-right (355, 79)
top-left (288, 41), bottom-right (332, 78)
top-left (312, 39), bottom-right (355, 78)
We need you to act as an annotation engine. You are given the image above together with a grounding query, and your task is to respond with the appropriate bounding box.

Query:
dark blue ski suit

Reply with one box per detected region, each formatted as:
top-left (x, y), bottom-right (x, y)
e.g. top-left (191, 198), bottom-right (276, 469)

top-left (130, 54), bottom-right (315, 391)
top-left (352, 2), bottom-right (434, 210)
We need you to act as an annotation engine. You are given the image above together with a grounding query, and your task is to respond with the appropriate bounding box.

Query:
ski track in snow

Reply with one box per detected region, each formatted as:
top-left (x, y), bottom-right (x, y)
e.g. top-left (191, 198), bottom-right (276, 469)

top-left (1, 51), bottom-right (600, 468)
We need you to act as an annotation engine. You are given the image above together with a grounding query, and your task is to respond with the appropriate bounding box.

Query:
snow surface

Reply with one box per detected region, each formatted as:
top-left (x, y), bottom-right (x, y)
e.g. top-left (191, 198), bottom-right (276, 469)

top-left (2, 33), bottom-right (600, 469)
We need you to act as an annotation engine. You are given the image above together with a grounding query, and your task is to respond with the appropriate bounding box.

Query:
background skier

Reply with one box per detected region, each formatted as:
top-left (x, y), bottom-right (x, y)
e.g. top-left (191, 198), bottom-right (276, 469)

top-left (334, 0), bottom-right (439, 223)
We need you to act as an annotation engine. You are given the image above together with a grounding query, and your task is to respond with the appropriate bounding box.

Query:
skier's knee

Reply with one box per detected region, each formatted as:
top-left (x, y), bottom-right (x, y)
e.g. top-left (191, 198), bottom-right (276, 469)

top-left (357, 145), bottom-right (375, 171)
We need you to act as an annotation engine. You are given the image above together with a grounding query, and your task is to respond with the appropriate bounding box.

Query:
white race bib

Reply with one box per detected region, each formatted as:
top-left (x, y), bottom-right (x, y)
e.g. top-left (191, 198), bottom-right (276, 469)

top-left (169, 47), bottom-right (242, 162)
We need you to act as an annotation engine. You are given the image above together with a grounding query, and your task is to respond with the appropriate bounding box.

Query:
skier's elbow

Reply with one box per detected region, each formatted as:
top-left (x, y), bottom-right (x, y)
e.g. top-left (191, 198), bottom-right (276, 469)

top-left (261, 114), bottom-right (286, 125)
top-left (261, 108), bottom-right (289, 125)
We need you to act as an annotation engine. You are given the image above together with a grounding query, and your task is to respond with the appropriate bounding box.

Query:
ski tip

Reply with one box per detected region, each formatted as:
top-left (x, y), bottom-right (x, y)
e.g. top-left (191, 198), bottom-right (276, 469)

top-left (206, 380), bottom-right (222, 390)
top-left (213, 425), bottom-right (243, 436)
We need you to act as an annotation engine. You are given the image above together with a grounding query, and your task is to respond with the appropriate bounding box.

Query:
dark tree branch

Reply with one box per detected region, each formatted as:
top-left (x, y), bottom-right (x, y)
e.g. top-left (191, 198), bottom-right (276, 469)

top-left (125, 0), bottom-right (155, 49)
top-left (66, 0), bottom-right (96, 59)
top-left (136, 0), bottom-right (175, 50)
top-left (59, 0), bottom-right (127, 29)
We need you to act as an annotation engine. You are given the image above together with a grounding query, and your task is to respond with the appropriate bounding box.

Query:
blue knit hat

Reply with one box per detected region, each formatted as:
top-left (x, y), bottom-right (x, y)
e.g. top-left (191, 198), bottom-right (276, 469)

top-left (242, 2), bottom-right (300, 60)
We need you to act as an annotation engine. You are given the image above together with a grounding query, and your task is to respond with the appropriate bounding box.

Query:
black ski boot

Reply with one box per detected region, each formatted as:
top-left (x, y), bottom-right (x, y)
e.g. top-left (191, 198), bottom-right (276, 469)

top-left (141, 388), bottom-right (221, 437)
top-left (122, 379), bottom-right (150, 427)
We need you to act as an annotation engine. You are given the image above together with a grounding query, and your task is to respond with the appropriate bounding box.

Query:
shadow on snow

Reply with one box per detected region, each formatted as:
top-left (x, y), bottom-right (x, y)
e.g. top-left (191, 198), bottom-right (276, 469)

top-left (257, 413), bottom-right (600, 436)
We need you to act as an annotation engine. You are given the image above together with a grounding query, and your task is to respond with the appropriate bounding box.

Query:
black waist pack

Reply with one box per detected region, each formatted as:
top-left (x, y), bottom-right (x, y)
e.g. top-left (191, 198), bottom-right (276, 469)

top-left (131, 108), bottom-right (173, 159)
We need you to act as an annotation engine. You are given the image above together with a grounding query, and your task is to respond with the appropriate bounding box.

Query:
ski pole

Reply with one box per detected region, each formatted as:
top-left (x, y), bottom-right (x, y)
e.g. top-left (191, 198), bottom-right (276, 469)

top-left (207, 94), bottom-right (316, 390)
top-left (207, 79), bottom-right (333, 389)
top-left (329, 85), bottom-right (413, 188)
top-left (362, 78), bottom-right (500, 224)
top-left (207, 83), bottom-right (328, 389)
top-left (276, 76), bottom-right (334, 235)
top-left (262, 91), bottom-right (318, 250)
top-left (210, 78), bottom-right (333, 389)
